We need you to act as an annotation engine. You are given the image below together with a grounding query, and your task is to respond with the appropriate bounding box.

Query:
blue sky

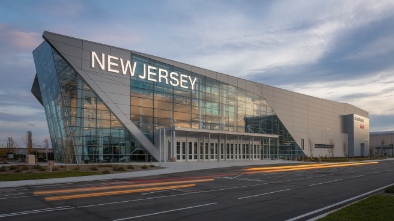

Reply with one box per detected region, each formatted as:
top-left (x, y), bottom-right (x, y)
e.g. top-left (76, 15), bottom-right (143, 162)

top-left (1, 0), bottom-right (394, 146)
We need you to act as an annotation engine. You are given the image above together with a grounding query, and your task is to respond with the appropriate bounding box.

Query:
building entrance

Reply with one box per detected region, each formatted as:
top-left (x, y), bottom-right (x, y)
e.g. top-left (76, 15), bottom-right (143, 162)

top-left (162, 128), bottom-right (279, 162)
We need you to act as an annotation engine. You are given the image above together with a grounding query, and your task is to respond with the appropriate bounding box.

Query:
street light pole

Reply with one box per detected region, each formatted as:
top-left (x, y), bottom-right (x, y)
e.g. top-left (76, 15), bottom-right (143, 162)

top-left (159, 128), bottom-right (162, 167)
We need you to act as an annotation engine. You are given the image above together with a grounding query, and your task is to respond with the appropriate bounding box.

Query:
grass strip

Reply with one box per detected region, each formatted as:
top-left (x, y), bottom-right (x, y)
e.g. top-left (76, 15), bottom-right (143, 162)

top-left (318, 195), bottom-right (394, 221)
top-left (0, 171), bottom-right (101, 181)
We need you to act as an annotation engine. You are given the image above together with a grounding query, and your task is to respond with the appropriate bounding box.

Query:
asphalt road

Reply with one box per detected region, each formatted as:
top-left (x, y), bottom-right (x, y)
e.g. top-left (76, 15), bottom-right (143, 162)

top-left (1, 160), bottom-right (393, 221)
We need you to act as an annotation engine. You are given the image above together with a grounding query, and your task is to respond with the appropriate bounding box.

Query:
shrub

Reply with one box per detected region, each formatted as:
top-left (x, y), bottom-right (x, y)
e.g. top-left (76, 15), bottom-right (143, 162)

top-left (141, 164), bottom-right (148, 169)
top-left (102, 169), bottom-right (111, 174)
top-left (33, 165), bottom-right (42, 170)
top-left (59, 165), bottom-right (65, 168)
top-left (14, 169), bottom-right (22, 173)
top-left (90, 166), bottom-right (98, 171)
top-left (385, 185), bottom-right (394, 193)
top-left (149, 164), bottom-right (155, 168)
top-left (113, 166), bottom-right (126, 171)
top-left (0, 167), bottom-right (6, 172)
top-left (39, 167), bottom-right (46, 171)
top-left (9, 165), bottom-right (18, 170)
top-left (51, 166), bottom-right (59, 171)
top-left (21, 166), bottom-right (30, 171)
top-left (98, 164), bottom-right (113, 168)
top-left (127, 165), bottom-right (135, 169)
top-left (74, 166), bottom-right (80, 171)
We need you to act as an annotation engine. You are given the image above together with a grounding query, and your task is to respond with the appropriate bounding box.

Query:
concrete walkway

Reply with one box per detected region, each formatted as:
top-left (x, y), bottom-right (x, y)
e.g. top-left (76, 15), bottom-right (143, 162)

top-left (0, 160), bottom-right (301, 188)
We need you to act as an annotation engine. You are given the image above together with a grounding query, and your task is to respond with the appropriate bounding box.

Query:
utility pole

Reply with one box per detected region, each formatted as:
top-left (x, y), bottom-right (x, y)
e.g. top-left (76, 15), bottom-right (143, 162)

top-left (27, 131), bottom-right (33, 154)
top-left (44, 138), bottom-right (49, 161)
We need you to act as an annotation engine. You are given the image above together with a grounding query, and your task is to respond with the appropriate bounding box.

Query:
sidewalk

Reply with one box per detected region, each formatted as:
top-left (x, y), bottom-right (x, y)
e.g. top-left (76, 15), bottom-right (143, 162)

top-left (0, 159), bottom-right (301, 188)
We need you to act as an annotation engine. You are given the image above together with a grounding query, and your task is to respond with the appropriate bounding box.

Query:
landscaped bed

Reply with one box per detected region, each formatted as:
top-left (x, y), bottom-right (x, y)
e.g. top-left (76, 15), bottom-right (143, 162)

top-left (0, 164), bottom-right (157, 181)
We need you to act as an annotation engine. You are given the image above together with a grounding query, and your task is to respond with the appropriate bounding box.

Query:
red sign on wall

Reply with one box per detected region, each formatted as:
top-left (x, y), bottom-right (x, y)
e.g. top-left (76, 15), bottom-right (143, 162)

top-left (360, 124), bottom-right (365, 129)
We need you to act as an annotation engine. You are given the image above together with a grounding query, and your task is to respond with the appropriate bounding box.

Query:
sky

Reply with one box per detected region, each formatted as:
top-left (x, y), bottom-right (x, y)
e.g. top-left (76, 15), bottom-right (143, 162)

top-left (1, 0), bottom-right (394, 147)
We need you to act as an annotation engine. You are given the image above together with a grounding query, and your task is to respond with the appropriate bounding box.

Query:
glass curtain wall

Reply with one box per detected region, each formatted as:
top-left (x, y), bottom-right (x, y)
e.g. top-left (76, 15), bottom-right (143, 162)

top-left (129, 54), bottom-right (304, 159)
top-left (33, 41), bottom-right (152, 163)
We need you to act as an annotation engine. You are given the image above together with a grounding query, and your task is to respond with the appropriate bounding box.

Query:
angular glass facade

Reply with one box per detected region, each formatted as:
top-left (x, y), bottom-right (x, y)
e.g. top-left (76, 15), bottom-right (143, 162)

top-left (33, 38), bottom-right (304, 164)
top-left (33, 42), bottom-right (151, 163)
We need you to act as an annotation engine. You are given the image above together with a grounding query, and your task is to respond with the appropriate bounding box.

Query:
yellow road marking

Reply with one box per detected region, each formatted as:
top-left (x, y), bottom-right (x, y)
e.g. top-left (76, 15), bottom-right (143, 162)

top-left (45, 184), bottom-right (195, 201)
top-left (244, 161), bottom-right (378, 174)
top-left (35, 179), bottom-right (213, 195)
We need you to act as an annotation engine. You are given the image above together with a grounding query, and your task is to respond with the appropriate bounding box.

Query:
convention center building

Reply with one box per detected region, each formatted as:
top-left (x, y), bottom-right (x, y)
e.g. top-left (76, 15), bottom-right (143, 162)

top-left (31, 32), bottom-right (370, 164)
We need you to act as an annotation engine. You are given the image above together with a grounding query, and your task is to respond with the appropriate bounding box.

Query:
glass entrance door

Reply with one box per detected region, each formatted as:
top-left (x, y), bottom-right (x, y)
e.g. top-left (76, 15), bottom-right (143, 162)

top-left (210, 143), bottom-right (217, 160)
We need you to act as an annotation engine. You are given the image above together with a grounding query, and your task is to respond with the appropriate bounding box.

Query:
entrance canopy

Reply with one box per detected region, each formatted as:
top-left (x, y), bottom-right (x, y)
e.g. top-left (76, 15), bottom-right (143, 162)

top-left (164, 127), bottom-right (279, 139)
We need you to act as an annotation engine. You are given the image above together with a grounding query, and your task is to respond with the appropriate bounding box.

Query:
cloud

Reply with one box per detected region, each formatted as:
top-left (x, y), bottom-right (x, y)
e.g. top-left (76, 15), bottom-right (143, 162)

top-left (280, 68), bottom-right (394, 120)
top-left (164, 0), bottom-right (394, 82)
top-left (369, 115), bottom-right (394, 132)
top-left (1, 0), bottom-right (394, 143)
top-left (0, 24), bottom-right (41, 52)
top-left (344, 35), bottom-right (394, 60)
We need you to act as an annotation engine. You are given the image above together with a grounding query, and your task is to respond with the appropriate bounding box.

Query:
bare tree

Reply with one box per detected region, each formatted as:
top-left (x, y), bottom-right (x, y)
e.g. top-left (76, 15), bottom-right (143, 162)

top-left (343, 142), bottom-right (348, 157)
top-left (21, 135), bottom-right (28, 148)
top-left (21, 131), bottom-right (35, 154)
top-left (328, 139), bottom-right (335, 158)
top-left (309, 139), bottom-right (313, 158)
top-left (369, 147), bottom-right (374, 157)
top-left (43, 138), bottom-right (50, 161)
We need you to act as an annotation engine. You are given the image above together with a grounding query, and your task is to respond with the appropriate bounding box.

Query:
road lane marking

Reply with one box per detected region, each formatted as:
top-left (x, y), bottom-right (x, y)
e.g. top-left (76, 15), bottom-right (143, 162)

top-left (232, 174), bottom-right (244, 179)
top-left (78, 175), bottom-right (318, 208)
top-left (238, 189), bottom-right (291, 200)
top-left (245, 162), bottom-right (378, 174)
top-left (35, 178), bottom-right (213, 195)
top-left (308, 179), bottom-right (343, 186)
top-left (45, 184), bottom-right (195, 201)
top-left (78, 183), bottom-right (263, 208)
top-left (352, 175), bottom-right (364, 178)
top-left (286, 182), bottom-right (394, 221)
top-left (113, 202), bottom-right (217, 221)
top-left (235, 178), bottom-right (266, 182)
top-left (0, 206), bottom-right (73, 218)
top-left (141, 190), bottom-right (170, 195)
top-left (0, 196), bottom-right (29, 200)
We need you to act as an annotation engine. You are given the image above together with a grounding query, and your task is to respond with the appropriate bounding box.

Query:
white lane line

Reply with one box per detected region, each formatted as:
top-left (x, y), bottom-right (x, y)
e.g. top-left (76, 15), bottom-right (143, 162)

top-left (0, 192), bottom-right (24, 197)
top-left (238, 189), bottom-right (291, 200)
top-left (352, 175), bottom-right (364, 178)
top-left (80, 175), bottom-right (317, 208)
top-left (232, 174), bottom-right (244, 179)
top-left (141, 190), bottom-right (170, 195)
top-left (235, 178), bottom-right (267, 182)
top-left (113, 202), bottom-right (217, 221)
top-left (308, 179), bottom-right (342, 187)
top-left (0, 206), bottom-right (74, 218)
top-left (0, 196), bottom-right (29, 200)
top-left (286, 182), bottom-right (394, 221)
top-left (79, 183), bottom-right (263, 208)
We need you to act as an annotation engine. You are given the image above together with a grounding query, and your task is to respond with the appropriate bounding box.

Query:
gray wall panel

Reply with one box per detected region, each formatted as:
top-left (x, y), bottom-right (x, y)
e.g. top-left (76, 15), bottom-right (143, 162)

top-left (83, 41), bottom-right (111, 55)
top-left (227, 75), bottom-right (238, 87)
top-left (64, 55), bottom-right (82, 69)
top-left (237, 78), bottom-right (246, 90)
top-left (191, 66), bottom-right (206, 77)
top-left (173, 61), bottom-right (192, 71)
top-left (205, 70), bottom-right (217, 79)
top-left (51, 41), bottom-right (82, 58)
top-left (44, 31), bottom-right (82, 48)
top-left (216, 73), bottom-right (228, 83)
